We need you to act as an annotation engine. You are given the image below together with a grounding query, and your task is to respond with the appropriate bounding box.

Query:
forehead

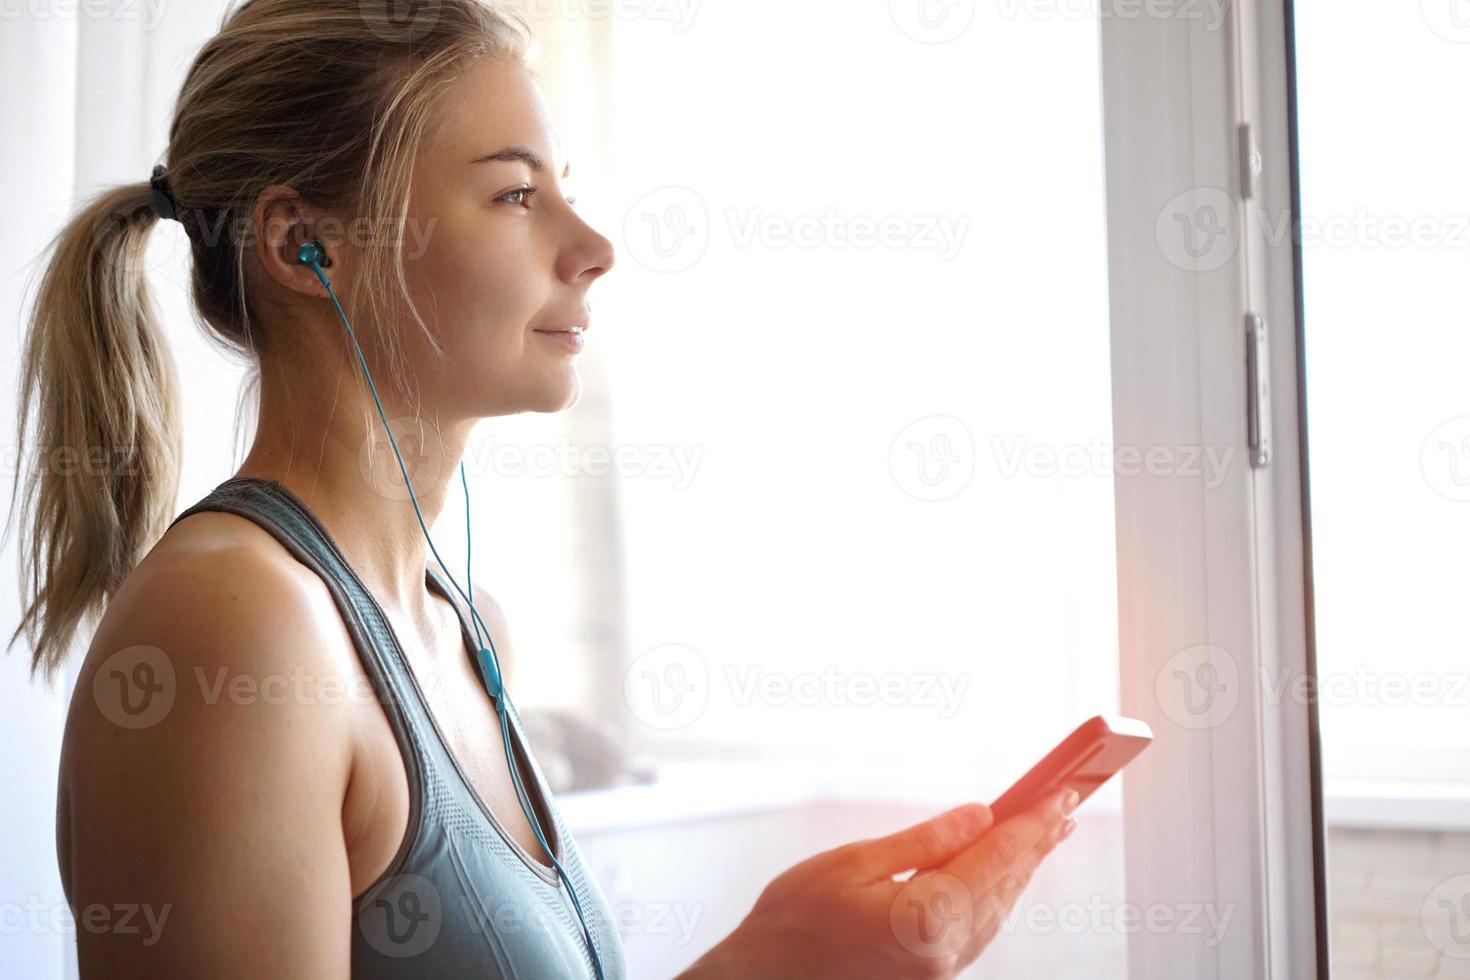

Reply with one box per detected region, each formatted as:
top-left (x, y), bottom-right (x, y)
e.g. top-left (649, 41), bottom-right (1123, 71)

top-left (423, 56), bottom-right (564, 172)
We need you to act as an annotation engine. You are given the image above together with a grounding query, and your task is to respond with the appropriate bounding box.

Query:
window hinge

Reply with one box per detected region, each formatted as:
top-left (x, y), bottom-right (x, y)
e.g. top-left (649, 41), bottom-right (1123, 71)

top-left (1246, 313), bottom-right (1271, 468)
top-left (1238, 123), bottom-right (1261, 200)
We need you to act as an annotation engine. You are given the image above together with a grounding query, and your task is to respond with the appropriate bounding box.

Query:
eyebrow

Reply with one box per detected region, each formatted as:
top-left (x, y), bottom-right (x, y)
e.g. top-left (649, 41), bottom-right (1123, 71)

top-left (470, 145), bottom-right (571, 179)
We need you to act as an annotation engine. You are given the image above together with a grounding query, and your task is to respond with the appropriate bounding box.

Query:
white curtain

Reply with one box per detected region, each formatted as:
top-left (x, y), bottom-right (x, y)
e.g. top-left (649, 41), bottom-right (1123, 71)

top-left (0, 6), bottom-right (202, 974)
top-left (0, 6), bottom-right (616, 976)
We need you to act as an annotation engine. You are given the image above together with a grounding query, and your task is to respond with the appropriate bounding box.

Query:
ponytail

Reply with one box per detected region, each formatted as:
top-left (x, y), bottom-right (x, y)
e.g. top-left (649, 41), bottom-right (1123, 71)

top-left (6, 182), bottom-right (182, 681)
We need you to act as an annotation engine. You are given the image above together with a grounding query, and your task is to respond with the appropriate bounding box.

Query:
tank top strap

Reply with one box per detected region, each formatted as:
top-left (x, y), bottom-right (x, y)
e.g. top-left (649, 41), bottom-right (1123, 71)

top-left (167, 475), bottom-right (626, 977)
top-left (167, 475), bottom-right (444, 793)
top-left (167, 476), bottom-right (568, 884)
top-left (422, 562), bottom-right (569, 867)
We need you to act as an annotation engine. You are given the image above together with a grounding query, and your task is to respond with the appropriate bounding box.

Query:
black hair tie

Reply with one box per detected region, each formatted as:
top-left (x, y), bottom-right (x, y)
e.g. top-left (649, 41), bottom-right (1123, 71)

top-left (149, 164), bottom-right (178, 222)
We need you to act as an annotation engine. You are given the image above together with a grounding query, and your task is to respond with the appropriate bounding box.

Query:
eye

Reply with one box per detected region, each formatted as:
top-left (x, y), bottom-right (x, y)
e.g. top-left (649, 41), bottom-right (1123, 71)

top-left (499, 186), bottom-right (537, 209)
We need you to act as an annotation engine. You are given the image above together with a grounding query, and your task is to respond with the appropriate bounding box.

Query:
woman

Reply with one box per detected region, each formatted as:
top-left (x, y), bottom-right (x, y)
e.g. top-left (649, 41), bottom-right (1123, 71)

top-left (9, 1), bottom-right (1080, 976)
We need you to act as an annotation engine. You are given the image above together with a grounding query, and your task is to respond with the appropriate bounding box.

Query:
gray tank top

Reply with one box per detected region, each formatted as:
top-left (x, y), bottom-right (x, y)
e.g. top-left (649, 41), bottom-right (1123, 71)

top-left (168, 476), bottom-right (626, 979)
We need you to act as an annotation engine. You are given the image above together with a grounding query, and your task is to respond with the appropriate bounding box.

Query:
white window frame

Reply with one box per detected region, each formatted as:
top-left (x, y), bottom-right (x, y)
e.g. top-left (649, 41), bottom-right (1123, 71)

top-left (1102, 0), bottom-right (1325, 977)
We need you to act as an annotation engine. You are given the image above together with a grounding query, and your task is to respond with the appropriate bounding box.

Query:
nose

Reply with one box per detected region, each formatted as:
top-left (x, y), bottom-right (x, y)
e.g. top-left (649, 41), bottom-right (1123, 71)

top-left (557, 212), bottom-right (616, 287)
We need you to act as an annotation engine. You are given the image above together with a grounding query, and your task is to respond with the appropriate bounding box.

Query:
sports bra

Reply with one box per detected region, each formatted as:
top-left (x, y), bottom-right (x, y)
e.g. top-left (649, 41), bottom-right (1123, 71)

top-left (167, 476), bottom-right (626, 978)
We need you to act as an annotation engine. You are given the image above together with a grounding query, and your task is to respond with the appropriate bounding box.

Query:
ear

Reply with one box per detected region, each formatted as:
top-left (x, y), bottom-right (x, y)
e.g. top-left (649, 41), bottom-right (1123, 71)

top-left (251, 184), bottom-right (341, 299)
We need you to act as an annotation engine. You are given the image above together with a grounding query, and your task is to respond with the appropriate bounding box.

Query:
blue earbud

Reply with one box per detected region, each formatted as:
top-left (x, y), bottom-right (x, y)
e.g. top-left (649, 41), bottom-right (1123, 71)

top-left (297, 239), bottom-right (332, 269)
top-left (303, 236), bottom-right (605, 980)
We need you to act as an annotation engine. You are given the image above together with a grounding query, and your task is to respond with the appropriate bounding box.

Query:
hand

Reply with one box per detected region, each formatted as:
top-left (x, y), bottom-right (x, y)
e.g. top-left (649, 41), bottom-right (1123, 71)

top-left (681, 788), bottom-right (1080, 980)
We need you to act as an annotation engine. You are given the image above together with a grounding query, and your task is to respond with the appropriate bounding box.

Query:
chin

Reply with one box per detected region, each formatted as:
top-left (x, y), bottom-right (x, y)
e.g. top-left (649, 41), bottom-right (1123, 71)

top-left (532, 377), bottom-right (582, 414)
top-left (467, 378), bottom-right (581, 419)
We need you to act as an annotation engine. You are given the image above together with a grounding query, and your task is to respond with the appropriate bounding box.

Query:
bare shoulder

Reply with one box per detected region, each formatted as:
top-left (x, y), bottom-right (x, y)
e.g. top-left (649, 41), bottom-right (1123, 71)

top-left (467, 581), bottom-right (515, 684)
top-left (58, 510), bottom-right (359, 976)
top-left (468, 582), bottom-right (510, 636)
top-left (113, 508), bottom-right (342, 634)
top-left (70, 509), bottom-right (359, 727)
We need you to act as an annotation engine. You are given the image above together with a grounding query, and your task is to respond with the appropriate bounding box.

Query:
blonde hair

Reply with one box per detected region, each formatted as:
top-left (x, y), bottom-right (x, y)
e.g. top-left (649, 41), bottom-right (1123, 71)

top-left (7, 0), bottom-right (532, 680)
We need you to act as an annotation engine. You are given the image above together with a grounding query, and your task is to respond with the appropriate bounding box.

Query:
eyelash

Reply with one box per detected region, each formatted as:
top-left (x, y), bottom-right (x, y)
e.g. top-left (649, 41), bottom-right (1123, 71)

top-left (497, 186), bottom-right (579, 210)
top-left (500, 186), bottom-right (537, 209)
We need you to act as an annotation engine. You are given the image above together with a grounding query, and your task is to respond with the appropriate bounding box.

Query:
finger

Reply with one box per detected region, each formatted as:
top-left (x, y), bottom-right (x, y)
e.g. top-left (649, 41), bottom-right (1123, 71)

top-left (886, 815), bottom-right (1069, 969)
top-left (940, 788), bottom-right (1073, 894)
top-left (977, 840), bottom-right (1043, 927)
top-left (907, 797), bottom-right (1076, 882)
top-left (961, 811), bottom-right (1080, 964)
top-left (961, 833), bottom-right (1051, 962)
top-left (892, 837), bottom-right (1044, 973)
top-left (1038, 816), bottom-right (1077, 857)
top-left (965, 886), bottom-right (1019, 963)
top-left (852, 802), bottom-right (994, 881)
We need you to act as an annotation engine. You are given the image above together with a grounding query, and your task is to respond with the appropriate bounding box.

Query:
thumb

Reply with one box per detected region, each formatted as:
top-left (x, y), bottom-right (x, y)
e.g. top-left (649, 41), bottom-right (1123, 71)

top-left (855, 803), bottom-right (994, 881)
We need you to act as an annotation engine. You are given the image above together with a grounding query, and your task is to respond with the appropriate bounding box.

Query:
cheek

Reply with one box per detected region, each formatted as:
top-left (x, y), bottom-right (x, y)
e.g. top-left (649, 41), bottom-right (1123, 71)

top-left (416, 217), bottom-right (544, 357)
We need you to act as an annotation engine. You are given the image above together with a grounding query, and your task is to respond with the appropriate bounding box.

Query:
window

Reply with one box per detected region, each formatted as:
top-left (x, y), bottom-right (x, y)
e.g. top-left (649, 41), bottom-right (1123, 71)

top-left (571, 4), bottom-right (1130, 974)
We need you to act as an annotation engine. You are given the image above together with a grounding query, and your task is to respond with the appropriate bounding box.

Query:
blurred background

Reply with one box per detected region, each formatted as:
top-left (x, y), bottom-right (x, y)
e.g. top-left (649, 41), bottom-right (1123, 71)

top-left (1, 1), bottom-right (1465, 978)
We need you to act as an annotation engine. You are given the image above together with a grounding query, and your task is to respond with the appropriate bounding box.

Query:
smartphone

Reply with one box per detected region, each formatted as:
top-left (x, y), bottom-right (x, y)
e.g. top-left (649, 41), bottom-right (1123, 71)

top-left (987, 714), bottom-right (1154, 825)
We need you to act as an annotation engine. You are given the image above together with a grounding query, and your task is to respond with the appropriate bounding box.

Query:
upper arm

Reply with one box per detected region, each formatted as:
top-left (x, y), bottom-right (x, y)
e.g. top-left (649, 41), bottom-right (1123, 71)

top-left (60, 541), bottom-right (358, 979)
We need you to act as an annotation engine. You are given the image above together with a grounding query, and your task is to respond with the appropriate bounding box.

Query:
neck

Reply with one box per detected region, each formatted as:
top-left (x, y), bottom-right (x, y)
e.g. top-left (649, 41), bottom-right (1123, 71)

top-left (235, 351), bottom-right (475, 618)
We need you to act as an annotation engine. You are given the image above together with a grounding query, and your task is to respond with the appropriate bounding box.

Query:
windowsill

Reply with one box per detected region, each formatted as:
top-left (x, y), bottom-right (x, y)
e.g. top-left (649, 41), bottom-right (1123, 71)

top-left (1323, 779), bottom-right (1470, 832)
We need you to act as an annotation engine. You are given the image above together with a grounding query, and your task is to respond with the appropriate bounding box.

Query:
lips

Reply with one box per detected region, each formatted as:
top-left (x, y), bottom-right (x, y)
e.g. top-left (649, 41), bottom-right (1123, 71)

top-left (533, 313), bottom-right (591, 335)
top-left (535, 326), bottom-right (586, 352)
